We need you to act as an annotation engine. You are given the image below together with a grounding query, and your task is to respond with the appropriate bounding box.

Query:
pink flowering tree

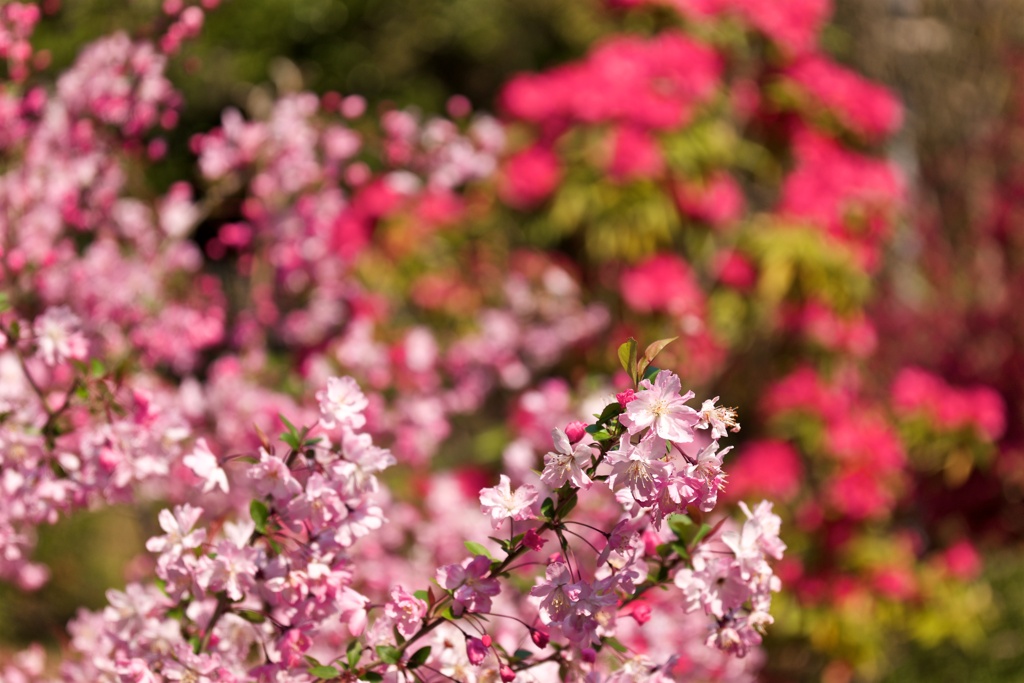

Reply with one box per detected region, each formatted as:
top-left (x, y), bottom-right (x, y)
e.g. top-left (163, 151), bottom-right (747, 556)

top-left (0, 0), bottom-right (1016, 680)
top-left (0, 1), bottom-right (793, 681)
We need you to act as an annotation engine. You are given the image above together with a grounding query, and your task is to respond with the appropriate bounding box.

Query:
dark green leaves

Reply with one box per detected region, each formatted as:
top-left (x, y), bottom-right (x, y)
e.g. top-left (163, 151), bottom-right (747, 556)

top-left (249, 500), bottom-right (270, 534)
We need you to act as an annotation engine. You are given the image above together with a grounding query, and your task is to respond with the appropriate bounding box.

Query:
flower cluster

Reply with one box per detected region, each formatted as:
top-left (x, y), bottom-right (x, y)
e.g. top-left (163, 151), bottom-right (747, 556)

top-left (18, 366), bottom-right (781, 682)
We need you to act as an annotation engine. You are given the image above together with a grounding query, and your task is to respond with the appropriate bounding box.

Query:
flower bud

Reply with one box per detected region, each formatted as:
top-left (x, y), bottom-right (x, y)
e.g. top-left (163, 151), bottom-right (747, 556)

top-left (581, 647), bottom-right (597, 664)
top-left (523, 528), bottom-right (547, 551)
top-left (642, 530), bottom-right (660, 557)
top-left (530, 628), bottom-right (549, 649)
top-left (564, 420), bottom-right (588, 443)
top-left (466, 637), bottom-right (487, 665)
top-left (500, 664), bottom-right (516, 682)
top-left (629, 600), bottom-right (652, 624)
top-left (616, 390), bottom-right (636, 408)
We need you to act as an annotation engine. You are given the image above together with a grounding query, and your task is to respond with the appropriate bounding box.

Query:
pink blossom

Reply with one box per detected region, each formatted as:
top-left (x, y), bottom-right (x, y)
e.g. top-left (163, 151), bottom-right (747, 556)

top-left (33, 305), bottom-right (87, 365)
top-left (540, 427), bottom-right (594, 490)
top-left (620, 254), bottom-right (705, 318)
top-left (316, 375), bottom-right (369, 430)
top-left (619, 370), bottom-right (700, 443)
top-left (385, 585), bottom-right (427, 638)
top-left (530, 561), bottom-right (578, 624)
top-left (479, 474), bottom-right (539, 529)
top-left (437, 555), bottom-right (501, 615)
top-left (725, 440), bottom-right (802, 503)
top-left (145, 503), bottom-right (206, 558)
top-left (499, 144), bottom-right (561, 210)
top-left (606, 434), bottom-right (672, 504)
top-left (182, 437), bottom-right (229, 494)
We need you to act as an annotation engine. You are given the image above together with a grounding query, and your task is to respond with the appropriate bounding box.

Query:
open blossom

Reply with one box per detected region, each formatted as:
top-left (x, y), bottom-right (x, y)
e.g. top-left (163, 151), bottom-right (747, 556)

top-left (385, 585), bottom-right (428, 638)
top-left (479, 474), bottom-right (539, 529)
top-left (530, 561), bottom-right (578, 624)
top-left (606, 434), bottom-right (672, 504)
top-left (540, 427), bottom-right (593, 489)
top-left (248, 447), bottom-right (302, 500)
top-left (316, 375), bottom-right (369, 429)
top-left (619, 371), bottom-right (700, 443)
top-left (33, 306), bottom-right (88, 365)
top-left (696, 396), bottom-right (740, 439)
top-left (437, 555), bottom-right (501, 615)
top-left (145, 504), bottom-right (206, 558)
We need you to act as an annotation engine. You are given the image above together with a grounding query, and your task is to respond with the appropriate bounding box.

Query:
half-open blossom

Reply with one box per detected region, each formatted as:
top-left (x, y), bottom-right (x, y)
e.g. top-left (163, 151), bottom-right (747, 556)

top-left (479, 474), bottom-right (539, 529)
top-left (540, 428), bottom-right (593, 490)
top-left (182, 437), bottom-right (229, 493)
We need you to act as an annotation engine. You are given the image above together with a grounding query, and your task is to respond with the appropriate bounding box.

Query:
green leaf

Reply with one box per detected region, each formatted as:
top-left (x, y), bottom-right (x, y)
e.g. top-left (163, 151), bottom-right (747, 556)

top-left (688, 523), bottom-right (714, 548)
top-left (278, 413), bottom-right (299, 435)
top-left (667, 513), bottom-right (715, 550)
top-left (512, 648), bottom-right (533, 661)
top-left (642, 365), bottom-right (660, 382)
top-left (603, 637), bottom-right (628, 653)
top-left (464, 541), bottom-right (493, 560)
top-left (346, 639), bottom-right (362, 668)
top-left (637, 337), bottom-right (677, 381)
top-left (308, 665), bottom-right (340, 680)
top-left (643, 337), bottom-right (678, 365)
top-left (8, 320), bottom-right (19, 343)
top-left (560, 492), bottom-right (578, 517)
top-left (363, 673), bottom-right (383, 682)
top-left (249, 500), bottom-right (270, 534)
top-left (407, 646), bottom-right (432, 669)
top-left (587, 428), bottom-right (611, 441)
top-left (376, 645), bottom-right (401, 665)
top-left (413, 590), bottom-right (429, 602)
top-left (540, 497), bottom-right (555, 520)
top-left (617, 338), bottom-right (638, 385)
top-left (667, 513), bottom-right (694, 538)
top-left (595, 401), bottom-right (623, 424)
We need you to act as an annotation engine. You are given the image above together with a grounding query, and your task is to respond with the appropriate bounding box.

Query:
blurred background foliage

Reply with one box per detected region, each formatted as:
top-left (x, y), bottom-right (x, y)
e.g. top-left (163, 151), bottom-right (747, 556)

top-left (7, 0), bottom-right (1024, 681)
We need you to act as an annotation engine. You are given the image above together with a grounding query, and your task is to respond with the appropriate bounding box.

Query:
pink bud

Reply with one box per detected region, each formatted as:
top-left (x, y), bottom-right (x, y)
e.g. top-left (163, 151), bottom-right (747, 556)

top-left (629, 600), bottom-right (652, 624)
top-left (530, 628), bottom-right (549, 648)
top-left (523, 528), bottom-right (547, 552)
top-left (616, 390), bottom-right (636, 408)
top-left (481, 634), bottom-right (492, 647)
top-left (581, 647), bottom-right (597, 664)
top-left (466, 637), bottom-right (487, 665)
top-left (500, 665), bottom-right (516, 682)
top-left (642, 530), bottom-right (660, 557)
top-left (564, 420), bottom-right (588, 443)
top-left (943, 540), bottom-right (982, 580)
top-left (447, 94), bottom-right (472, 118)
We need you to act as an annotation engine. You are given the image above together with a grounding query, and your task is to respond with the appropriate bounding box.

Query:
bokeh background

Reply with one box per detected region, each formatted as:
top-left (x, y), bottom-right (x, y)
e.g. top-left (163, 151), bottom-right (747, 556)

top-left (3, 0), bottom-right (1024, 681)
